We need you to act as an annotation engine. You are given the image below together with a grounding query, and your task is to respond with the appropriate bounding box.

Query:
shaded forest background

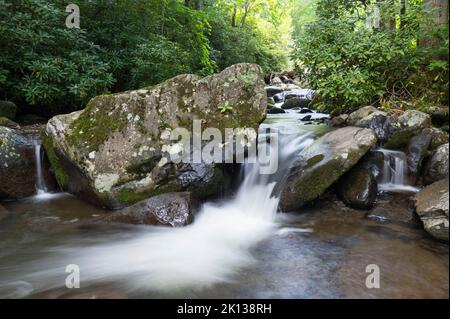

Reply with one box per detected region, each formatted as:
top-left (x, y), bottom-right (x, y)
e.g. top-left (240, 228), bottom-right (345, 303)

top-left (0, 0), bottom-right (448, 117)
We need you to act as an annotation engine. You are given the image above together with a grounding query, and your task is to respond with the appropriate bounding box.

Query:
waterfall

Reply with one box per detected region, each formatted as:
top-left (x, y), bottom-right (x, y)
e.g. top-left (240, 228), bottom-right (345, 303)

top-left (19, 126), bottom-right (314, 294)
top-left (33, 139), bottom-right (48, 195)
top-left (377, 148), bottom-right (419, 192)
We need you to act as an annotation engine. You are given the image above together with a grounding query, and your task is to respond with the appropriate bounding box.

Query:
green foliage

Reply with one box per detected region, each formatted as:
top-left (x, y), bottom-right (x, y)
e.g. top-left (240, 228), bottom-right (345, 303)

top-left (0, 0), bottom-right (292, 116)
top-left (218, 101), bottom-right (234, 113)
top-left (292, 0), bottom-right (448, 114)
top-left (0, 0), bottom-right (114, 115)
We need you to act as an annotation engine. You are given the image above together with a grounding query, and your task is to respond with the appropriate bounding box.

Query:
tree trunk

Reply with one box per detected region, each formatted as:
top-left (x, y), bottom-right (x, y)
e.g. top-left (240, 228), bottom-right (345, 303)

top-left (421, 0), bottom-right (449, 47)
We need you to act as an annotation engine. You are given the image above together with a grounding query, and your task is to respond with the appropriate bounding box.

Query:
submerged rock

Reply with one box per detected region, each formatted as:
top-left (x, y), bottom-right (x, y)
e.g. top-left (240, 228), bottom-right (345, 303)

top-left (280, 127), bottom-right (378, 211)
top-left (422, 143), bottom-right (449, 185)
top-left (42, 64), bottom-right (266, 209)
top-left (101, 192), bottom-right (194, 227)
top-left (265, 86), bottom-right (284, 97)
top-left (0, 127), bottom-right (36, 199)
top-left (337, 166), bottom-right (378, 210)
top-left (414, 178), bottom-right (449, 242)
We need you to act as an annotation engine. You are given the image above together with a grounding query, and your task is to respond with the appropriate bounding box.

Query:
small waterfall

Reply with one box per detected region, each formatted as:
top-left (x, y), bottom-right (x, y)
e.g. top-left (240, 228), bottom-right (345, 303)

top-left (33, 139), bottom-right (48, 195)
top-left (17, 127), bottom-right (314, 294)
top-left (377, 148), bottom-right (419, 192)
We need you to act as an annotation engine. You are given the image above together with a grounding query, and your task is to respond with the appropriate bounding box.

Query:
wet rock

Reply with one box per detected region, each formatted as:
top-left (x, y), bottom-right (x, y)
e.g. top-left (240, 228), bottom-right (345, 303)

top-left (422, 143), bottom-right (449, 185)
top-left (265, 86), bottom-right (284, 97)
top-left (281, 97), bottom-right (310, 109)
top-left (0, 127), bottom-right (36, 199)
top-left (299, 108), bottom-right (313, 114)
top-left (406, 133), bottom-right (432, 183)
top-left (301, 115), bottom-right (312, 121)
top-left (347, 106), bottom-right (378, 125)
top-left (272, 93), bottom-right (284, 103)
top-left (43, 64), bottom-right (265, 209)
top-left (267, 107), bottom-right (286, 114)
top-left (414, 178), bottom-right (449, 242)
top-left (0, 101), bottom-right (17, 120)
top-left (330, 114), bottom-right (349, 127)
top-left (284, 89), bottom-right (314, 101)
top-left (355, 111), bottom-right (395, 143)
top-left (101, 192), bottom-right (194, 227)
top-left (280, 127), bottom-right (378, 211)
top-left (337, 166), bottom-right (378, 210)
top-left (384, 110), bottom-right (432, 150)
top-left (422, 127), bottom-right (448, 151)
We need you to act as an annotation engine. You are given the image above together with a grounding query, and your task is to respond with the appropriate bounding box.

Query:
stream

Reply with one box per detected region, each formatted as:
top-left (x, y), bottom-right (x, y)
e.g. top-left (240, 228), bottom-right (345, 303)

top-left (0, 113), bottom-right (448, 299)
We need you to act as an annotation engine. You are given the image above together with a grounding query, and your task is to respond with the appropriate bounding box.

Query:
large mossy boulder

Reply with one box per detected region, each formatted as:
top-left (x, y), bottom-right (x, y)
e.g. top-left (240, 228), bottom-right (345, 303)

top-left (0, 127), bottom-right (36, 199)
top-left (100, 192), bottom-right (194, 227)
top-left (280, 127), bottom-right (378, 211)
top-left (0, 101), bottom-right (17, 120)
top-left (42, 64), bottom-right (266, 209)
top-left (422, 143), bottom-right (449, 185)
top-left (337, 166), bottom-right (378, 210)
top-left (414, 178), bottom-right (449, 242)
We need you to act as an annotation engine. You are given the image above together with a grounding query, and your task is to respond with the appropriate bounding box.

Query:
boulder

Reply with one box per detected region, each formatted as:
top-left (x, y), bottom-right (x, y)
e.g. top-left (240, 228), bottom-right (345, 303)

top-left (422, 143), bottom-right (449, 185)
top-left (100, 192), bottom-right (194, 227)
top-left (385, 110), bottom-right (432, 150)
top-left (42, 64), bottom-right (266, 209)
top-left (280, 127), bottom-right (378, 211)
top-left (267, 107), bottom-right (286, 114)
top-left (430, 107), bottom-right (449, 127)
top-left (272, 93), bottom-right (284, 103)
top-left (330, 114), bottom-right (349, 127)
top-left (265, 86), bottom-right (284, 97)
top-left (355, 111), bottom-right (395, 143)
top-left (0, 117), bottom-right (20, 129)
top-left (414, 178), bottom-right (449, 242)
top-left (347, 106), bottom-right (378, 125)
top-left (0, 101), bottom-right (17, 120)
top-left (337, 166), bottom-right (378, 210)
top-left (422, 127), bottom-right (448, 151)
top-left (281, 97), bottom-right (310, 109)
top-left (0, 127), bottom-right (36, 199)
top-left (299, 108), bottom-right (313, 114)
top-left (406, 133), bottom-right (431, 183)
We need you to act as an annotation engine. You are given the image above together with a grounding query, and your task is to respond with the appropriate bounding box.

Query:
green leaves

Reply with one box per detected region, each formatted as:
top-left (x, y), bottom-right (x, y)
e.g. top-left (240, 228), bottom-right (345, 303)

top-left (292, 0), bottom-right (432, 114)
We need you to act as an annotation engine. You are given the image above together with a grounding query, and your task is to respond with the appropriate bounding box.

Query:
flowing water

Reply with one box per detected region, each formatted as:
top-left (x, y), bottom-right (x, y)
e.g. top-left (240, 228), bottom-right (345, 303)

top-left (0, 117), bottom-right (447, 298)
top-left (377, 148), bottom-right (419, 193)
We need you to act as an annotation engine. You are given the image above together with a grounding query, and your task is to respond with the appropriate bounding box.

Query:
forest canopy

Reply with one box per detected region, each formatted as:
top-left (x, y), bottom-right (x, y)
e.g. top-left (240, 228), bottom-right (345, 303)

top-left (0, 0), bottom-right (448, 116)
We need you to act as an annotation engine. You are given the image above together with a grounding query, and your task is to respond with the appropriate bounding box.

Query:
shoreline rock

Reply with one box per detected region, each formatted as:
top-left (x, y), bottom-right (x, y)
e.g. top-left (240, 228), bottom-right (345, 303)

top-left (280, 126), bottom-right (378, 211)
